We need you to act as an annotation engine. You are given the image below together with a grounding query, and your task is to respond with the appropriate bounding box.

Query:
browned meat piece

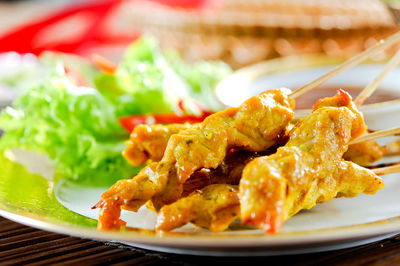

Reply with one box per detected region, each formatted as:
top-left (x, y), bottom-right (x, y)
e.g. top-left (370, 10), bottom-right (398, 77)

top-left (96, 163), bottom-right (159, 230)
top-left (95, 149), bottom-right (264, 231)
top-left (240, 90), bottom-right (383, 233)
top-left (182, 149), bottom-right (265, 196)
top-left (163, 88), bottom-right (294, 184)
top-left (312, 89), bottom-right (366, 137)
top-left (95, 88), bottom-right (295, 230)
top-left (344, 140), bottom-right (386, 166)
top-left (156, 184), bottom-right (240, 232)
top-left (123, 123), bottom-right (193, 166)
top-left (155, 160), bottom-right (383, 232)
top-left (123, 91), bottom-right (378, 169)
top-left (316, 91), bottom-right (385, 166)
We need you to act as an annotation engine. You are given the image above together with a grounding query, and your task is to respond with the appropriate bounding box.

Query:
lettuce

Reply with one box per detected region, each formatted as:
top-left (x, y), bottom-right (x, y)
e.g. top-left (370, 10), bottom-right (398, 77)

top-left (165, 51), bottom-right (232, 111)
top-left (0, 37), bottom-right (231, 185)
top-left (95, 37), bottom-right (232, 116)
top-left (0, 65), bottom-right (139, 186)
top-left (0, 52), bottom-right (46, 96)
top-left (95, 37), bottom-right (183, 115)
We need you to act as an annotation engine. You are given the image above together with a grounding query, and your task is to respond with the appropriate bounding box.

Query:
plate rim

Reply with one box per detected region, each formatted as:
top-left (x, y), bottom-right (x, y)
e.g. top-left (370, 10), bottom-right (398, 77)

top-left (215, 54), bottom-right (400, 110)
top-left (2, 207), bottom-right (400, 249)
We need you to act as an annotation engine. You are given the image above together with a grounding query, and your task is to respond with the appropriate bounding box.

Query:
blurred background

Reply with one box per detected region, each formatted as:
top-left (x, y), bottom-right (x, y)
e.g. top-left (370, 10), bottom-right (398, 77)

top-left (0, 0), bottom-right (399, 69)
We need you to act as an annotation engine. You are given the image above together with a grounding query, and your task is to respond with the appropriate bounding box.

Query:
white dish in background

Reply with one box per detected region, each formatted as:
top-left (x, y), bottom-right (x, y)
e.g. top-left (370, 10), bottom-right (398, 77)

top-left (216, 55), bottom-right (400, 130)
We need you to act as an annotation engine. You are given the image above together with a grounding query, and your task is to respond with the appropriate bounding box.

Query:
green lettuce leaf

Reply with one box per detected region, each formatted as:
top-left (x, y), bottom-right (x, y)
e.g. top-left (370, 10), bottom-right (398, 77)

top-left (165, 51), bottom-right (232, 111)
top-left (0, 65), bottom-right (139, 186)
top-left (95, 36), bottom-right (232, 116)
top-left (0, 37), bottom-right (231, 186)
top-left (95, 37), bottom-right (181, 115)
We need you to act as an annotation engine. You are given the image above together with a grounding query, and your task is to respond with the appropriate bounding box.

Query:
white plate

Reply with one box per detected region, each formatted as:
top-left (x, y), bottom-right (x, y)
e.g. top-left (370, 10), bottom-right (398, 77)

top-left (3, 55), bottom-right (400, 256)
top-left (2, 146), bottom-right (400, 256)
top-left (2, 164), bottom-right (400, 257)
top-left (50, 169), bottom-right (400, 256)
top-left (216, 55), bottom-right (400, 130)
top-left (2, 145), bottom-right (400, 256)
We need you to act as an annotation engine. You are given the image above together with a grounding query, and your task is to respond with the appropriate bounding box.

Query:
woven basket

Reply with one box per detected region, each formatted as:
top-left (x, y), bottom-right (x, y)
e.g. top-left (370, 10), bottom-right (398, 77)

top-left (128, 0), bottom-right (399, 68)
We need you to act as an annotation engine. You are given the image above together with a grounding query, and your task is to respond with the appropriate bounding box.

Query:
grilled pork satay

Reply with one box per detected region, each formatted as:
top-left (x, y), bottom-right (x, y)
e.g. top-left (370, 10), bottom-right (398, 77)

top-left (344, 140), bottom-right (386, 166)
top-left (312, 89), bottom-right (366, 137)
top-left (124, 123), bottom-right (194, 166)
top-left (158, 88), bottom-right (294, 183)
top-left (95, 88), bottom-right (295, 230)
top-left (124, 112), bottom-right (384, 169)
top-left (289, 161), bottom-right (383, 215)
top-left (315, 90), bottom-right (385, 166)
top-left (240, 90), bottom-right (382, 233)
top-left (97, 163), bottom-right (158, 230)
top-left (96, 149), bottom-right (263, 230)
top-left (156, 160), bottom-right (383, 233)
top-left (156, 184), bottom-right (240, 232)
top-left (182, 149), bottom-right (265, 196)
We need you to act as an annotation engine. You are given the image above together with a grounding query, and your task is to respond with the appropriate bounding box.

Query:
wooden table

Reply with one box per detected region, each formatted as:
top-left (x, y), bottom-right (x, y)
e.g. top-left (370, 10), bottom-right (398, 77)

top-left (2, 216), bottom-right (400, 265)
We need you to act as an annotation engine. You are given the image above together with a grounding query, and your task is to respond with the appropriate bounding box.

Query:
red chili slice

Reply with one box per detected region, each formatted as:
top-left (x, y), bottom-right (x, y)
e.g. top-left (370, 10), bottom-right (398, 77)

top-left (92, 54), bottom-right (117, 74)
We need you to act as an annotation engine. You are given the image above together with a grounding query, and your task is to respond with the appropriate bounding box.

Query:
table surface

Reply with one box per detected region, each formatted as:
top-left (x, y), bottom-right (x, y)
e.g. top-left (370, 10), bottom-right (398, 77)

top-left (2, 217), bottom-right (400, 265)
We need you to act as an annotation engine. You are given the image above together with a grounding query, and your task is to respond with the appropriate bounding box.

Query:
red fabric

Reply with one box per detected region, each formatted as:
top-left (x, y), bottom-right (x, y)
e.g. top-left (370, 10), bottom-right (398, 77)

top-left (0, 0), bottom-right (218, 56)
top-left (148, 0), bottom-right (212, 9)
top-left (0, 0), bottom-right (132, 56)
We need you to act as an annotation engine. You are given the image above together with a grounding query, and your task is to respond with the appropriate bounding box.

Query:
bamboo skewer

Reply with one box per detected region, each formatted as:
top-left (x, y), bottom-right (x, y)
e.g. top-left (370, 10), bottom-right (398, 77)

top-left (350, 127), bottom-right (400, 145)
top-left (354, 49), bottom-right (400, 107)
top-left (289, 31), bottom-right (400, 99)
top-left (372, 164), bottom-right (400, 176)
top-left (348, 50), bottom-right (400, 145)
